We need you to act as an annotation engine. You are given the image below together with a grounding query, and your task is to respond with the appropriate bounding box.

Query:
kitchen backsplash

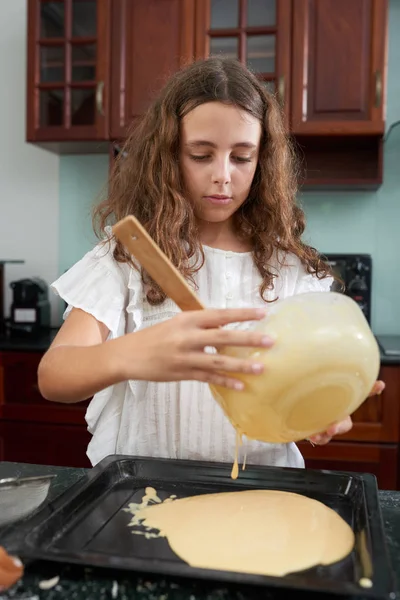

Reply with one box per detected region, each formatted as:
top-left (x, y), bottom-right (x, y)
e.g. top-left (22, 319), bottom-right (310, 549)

top-left (59, 154), bottom-right (108, 276)
top-left (58, 1), bottom-right (400, 336)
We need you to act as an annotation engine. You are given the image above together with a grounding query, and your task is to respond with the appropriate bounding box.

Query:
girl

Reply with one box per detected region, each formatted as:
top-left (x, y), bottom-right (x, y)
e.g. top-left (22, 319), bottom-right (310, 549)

top-left (38, 58), bottom-right (384, 468)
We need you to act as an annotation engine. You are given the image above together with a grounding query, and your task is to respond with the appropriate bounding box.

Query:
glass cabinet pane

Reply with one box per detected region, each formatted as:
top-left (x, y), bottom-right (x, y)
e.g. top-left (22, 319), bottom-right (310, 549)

top-left (71, 88), bottom-right (96, 125)
top-left (40, 45), bottom-right (64, 83)
top-left (210, 37), bottom-right (239, 60)
top-left (262, 80), bottom-right (275, 95)
top-left (72, 0), bottom-right (97, 37)
top-left (40, 89), bottom-right (64, 126)
top-left (72, 44), bottom-right (96, 81)
top-left (246, 35), bottom-right (275, 73)
top-left (247, 0), bottom-right (276, 27)
top-left (40, 1), bottom-right (65, 38)
top-left (210, 0), bottom-right (239, 29)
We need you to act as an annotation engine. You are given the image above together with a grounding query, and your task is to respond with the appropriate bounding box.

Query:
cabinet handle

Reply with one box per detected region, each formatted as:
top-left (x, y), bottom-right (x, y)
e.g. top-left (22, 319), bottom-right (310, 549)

top-left (96, 81), bottom-right (105, 116)
top-left (375, 70), bottom-right (382, 109)
top-left (278, 76), bottom-right (285, 106)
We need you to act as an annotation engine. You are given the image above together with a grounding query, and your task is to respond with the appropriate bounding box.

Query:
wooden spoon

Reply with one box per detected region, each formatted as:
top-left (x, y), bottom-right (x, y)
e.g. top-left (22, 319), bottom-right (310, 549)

top-left (112, 215), bottom-right (205, 312)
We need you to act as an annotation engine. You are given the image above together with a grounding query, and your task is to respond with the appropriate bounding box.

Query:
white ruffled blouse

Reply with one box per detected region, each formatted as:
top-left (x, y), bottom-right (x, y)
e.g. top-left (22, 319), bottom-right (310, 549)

top-left (52, 237), bottom-right (332, 468)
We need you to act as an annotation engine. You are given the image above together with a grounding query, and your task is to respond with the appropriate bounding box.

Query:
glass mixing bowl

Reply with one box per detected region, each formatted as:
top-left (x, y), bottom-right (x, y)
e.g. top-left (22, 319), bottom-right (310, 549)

top-left (210, 292), bottom-right (380, 444)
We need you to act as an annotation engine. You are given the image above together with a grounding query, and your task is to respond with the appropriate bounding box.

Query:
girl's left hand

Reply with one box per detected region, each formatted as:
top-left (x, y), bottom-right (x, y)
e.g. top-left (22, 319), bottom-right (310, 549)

top-left (308, 380), bottom-right (385, 445)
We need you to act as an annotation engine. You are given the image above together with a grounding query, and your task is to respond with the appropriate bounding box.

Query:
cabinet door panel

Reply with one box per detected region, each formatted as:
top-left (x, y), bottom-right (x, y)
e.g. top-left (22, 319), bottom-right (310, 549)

top-left (194, 0), bottom-right (292, 125)
top-left (291, 0), bottom-right (388, 134)
top-left (0, 351), bottom-right (89, 425)
top-left (110, 0), bottom-right (195, 139)
top-left (2, 352), bottom-right (46, 406)
top-left (0, 421), bottom-right (91, 468)
top-left (298, 441), bottom-right (398, 490)
top-left (342, 366), bottom-right (400, 443)
top-left (27, 0), bottom-right (111, 143)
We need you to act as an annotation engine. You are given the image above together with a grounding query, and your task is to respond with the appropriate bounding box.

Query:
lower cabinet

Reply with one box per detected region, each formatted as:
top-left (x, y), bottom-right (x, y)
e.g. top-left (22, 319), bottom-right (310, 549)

top-left (298, 363), bottom-right (400, 490)
top-left (0, 350), bottom-right (399, 489)
top-left (0, 350), bottom-right (91, 468)
top-left (0, 420), bottom-right (91, 468)
top-left (298, 441), bottom-right (398, 490)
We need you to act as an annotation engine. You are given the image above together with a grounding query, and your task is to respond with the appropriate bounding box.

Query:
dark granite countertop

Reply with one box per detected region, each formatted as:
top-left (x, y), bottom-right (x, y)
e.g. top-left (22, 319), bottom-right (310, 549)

top-left (0, 461), bottom-right (399, 600)
top-left (0, 329), bottom-right (59, 352)
top-left (380, 353), bottom-right (400, 366)
top-left (376, 336), bottom-right (400, 366)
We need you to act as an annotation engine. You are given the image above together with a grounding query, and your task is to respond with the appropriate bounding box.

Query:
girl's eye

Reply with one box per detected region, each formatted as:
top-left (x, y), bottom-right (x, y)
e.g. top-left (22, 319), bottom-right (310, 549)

top-left (234, 156), bottom-right (252, 163)
top-left (189, 155), bottom-right (253, 163)
top-left (190, 155), bottom-right (209, 161)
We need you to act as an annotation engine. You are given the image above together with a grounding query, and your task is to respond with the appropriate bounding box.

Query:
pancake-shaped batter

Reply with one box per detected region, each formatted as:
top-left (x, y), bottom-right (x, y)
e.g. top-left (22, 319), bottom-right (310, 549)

top-left (126, 488), bottom-right (355, 577)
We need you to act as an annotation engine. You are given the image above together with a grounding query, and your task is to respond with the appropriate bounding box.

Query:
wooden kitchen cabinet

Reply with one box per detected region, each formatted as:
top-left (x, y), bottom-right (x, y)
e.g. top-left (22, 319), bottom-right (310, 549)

top-left (291, 0), bottom-right (388, 135)
top-left (342, 365), bottom-right (400, 443)
top-left (25, 0), bottom-right (390, 187)
top-left (194, 0), bottom-right (292, 123)
top-left (1, 351), bottom-right (400, 486)
top-left (26, 0), bottom-right (111, 149)
top-left (110, 0), bottom-right (196, 140)
top-left (110, 0), bottom-right (293, 137)
top-left (0, 421), bottom-right (91, 468)
top-left (298, 364), bottom-right (400, 490)
top-left (298, 441), bottom-right (398, 491)
top-left (0, 351), bottom-right (90, 467)
top-left (191, 0), bottom-right (388, 187)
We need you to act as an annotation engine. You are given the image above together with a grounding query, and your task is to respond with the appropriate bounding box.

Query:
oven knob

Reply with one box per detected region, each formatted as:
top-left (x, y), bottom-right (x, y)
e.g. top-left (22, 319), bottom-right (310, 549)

top-left (348, 276), bottom-right (367, 292)
top-left (357, 261), bottom-right (367, 273)
top-left (350, 260), bottom-right (368, 274)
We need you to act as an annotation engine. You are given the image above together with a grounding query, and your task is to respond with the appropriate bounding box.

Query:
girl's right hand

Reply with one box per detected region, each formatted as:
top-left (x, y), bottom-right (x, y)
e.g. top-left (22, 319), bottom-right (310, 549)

top-left (119, 308), bottom-right (273, 390)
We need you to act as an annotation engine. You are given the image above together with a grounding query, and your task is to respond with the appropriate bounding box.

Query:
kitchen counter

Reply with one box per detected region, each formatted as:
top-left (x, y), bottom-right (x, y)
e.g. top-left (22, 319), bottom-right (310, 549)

top-left (376, 335), bottom-right (400, 366)
top-left (0, 461), bottom-right (399, 600)
top-left (380, 353), bottom-right (400, 366)
top-left (0, 329), bottom-right (58, 352)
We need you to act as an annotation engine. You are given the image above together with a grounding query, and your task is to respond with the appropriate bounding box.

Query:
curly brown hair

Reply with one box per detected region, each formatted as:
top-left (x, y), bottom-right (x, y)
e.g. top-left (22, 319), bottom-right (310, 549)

top-left (93, 57), bottom-right (332, 304)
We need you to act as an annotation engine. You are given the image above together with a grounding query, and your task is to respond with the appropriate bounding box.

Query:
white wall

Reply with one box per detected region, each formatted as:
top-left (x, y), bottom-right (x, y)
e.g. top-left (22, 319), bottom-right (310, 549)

top-left (0, 0), bottom-right (60, 324)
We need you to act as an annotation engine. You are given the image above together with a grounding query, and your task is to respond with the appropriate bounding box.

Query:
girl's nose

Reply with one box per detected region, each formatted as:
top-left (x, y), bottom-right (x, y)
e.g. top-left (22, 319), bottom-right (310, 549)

top-left (212, 158), bottom-right (231, 185)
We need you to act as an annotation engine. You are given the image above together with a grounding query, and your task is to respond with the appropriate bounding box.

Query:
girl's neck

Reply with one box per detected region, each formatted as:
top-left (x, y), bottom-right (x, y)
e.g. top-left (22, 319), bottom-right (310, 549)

top-left (198, 219), bottom-right (252, 253)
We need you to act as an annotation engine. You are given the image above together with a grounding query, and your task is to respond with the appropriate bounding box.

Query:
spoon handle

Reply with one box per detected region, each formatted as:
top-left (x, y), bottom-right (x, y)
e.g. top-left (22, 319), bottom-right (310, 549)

top-left (113, 215), bottom-right (205, 312)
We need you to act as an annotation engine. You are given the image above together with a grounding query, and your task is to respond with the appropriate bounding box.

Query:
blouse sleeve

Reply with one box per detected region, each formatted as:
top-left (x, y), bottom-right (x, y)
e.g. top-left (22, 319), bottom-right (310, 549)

top-left (51, 237), bottom-right (129, 338)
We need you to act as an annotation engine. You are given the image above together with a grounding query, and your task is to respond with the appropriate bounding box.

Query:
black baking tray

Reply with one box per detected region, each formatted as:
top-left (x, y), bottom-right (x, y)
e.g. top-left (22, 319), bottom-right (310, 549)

top-left (6, 455), bottom-right (397, 599)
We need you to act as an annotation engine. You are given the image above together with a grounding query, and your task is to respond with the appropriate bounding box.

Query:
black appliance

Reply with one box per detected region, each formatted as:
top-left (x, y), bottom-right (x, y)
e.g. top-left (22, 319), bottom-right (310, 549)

top-left (324, 254), bottom-right (372, 324)
top-left (8, 277), bottom-right (51, 338)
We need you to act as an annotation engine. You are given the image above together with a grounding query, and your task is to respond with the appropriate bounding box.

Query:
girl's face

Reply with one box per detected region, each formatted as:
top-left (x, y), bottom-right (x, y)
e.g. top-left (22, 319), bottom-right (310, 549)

top-left (180, 102), bottom-right (261, 228)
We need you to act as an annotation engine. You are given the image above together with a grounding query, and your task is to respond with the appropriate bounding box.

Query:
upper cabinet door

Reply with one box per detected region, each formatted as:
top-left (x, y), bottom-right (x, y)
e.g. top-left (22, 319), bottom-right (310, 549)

top-left (110, 0), bottom-right (196, 140)
top-left (194, 0), bottom-right (292, 125)
top-left (291, 0), bottom-right (388, 135)
top-left (27, 0), bottom-right (111, 143)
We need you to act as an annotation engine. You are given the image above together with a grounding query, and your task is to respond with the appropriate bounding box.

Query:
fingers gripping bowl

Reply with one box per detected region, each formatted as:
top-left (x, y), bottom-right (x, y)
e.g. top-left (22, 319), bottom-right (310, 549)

top-left (210, 292), bottom-right (380, 444)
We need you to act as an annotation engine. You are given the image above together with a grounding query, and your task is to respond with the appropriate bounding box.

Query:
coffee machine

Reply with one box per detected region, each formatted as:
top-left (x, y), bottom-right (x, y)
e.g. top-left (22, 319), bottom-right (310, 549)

top-left (8, 278), bottom-right (51, 338)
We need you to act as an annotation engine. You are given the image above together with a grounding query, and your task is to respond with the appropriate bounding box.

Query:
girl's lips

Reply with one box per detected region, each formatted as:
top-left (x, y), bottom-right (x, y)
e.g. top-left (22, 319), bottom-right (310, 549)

top-left (203, 196), bottom-right (232, 205)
